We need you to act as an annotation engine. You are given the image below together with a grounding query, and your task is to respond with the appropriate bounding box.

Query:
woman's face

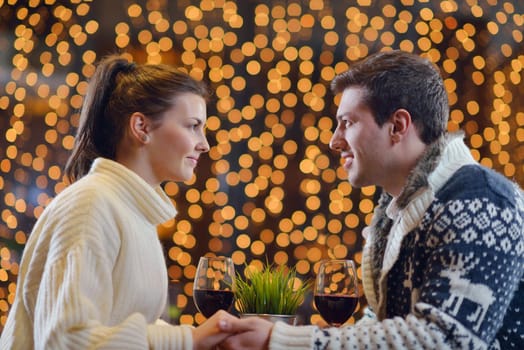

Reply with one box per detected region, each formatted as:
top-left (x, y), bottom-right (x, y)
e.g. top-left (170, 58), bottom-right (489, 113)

top-left (147, 92), bottom-right (209, 183)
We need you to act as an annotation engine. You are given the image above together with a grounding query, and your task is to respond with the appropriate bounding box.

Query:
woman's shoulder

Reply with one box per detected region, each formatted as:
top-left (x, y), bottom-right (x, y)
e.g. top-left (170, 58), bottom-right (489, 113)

top-left (32, 175), bottom-right (122, 255)
top-left (37, 174), bottom-right (121, 233)
top-left (55, 173), bottom-right (119, 205)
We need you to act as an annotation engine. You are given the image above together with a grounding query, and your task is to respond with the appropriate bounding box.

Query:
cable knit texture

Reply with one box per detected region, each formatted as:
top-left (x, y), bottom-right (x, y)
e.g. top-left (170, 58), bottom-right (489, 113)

top-left (0, 158), bottom-right (194, 350)
top-left (269, 133), bottom-right (524, 349)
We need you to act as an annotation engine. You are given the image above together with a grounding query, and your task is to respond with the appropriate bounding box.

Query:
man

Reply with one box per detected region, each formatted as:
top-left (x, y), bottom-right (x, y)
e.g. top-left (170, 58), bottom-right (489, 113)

top-left (219, 50), bottom-right (524, 349)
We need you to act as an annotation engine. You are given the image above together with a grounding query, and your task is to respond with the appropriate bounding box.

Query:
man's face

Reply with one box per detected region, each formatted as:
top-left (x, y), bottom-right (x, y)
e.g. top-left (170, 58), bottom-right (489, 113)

top-left (329, 87), bottom-right (393, 189)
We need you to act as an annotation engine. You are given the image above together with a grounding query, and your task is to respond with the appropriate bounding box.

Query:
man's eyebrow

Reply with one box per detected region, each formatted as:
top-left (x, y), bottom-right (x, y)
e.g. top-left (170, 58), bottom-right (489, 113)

top-left (335, 112), bottom-right (350, 120)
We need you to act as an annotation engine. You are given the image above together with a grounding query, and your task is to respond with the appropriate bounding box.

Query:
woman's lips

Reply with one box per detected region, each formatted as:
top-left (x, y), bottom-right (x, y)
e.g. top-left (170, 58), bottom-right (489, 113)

top-left (187, 157), bottom-right (199, 167)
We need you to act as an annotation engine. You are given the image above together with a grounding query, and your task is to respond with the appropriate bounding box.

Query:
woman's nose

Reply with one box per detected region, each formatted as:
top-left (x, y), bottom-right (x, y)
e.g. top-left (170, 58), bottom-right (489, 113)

top-left (197, 134), bottom-right (210, 153)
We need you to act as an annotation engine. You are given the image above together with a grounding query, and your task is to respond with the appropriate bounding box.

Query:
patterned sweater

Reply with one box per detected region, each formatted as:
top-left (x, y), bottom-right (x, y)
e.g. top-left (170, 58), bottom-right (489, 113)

top-left (269, 133), bottom-right (524, 349)
top-left (0, 158), bottom-right (194, 349)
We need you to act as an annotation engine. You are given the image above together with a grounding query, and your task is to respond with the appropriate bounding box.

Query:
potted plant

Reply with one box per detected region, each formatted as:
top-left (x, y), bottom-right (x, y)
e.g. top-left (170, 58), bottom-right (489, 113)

top-left (233, 262), bottom-right (312, 325)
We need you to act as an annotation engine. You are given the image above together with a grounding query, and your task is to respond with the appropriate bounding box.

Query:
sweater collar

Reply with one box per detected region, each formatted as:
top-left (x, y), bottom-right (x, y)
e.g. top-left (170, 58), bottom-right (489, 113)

top-left (361, 132), bottom-right (477, 318)
top-left (381, 131), bottom-right (475, 214)
top-left (89, 158), bottom-right (177, 225)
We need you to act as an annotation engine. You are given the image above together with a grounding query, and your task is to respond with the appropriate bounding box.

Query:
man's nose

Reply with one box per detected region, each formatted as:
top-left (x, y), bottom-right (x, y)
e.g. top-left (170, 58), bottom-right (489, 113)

top-left (329, 128), bottom-right (344, 152)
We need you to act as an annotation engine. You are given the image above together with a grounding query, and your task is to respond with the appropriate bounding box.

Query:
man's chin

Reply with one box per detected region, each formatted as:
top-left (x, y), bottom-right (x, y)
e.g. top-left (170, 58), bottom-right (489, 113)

top-left (348, 175), bottom-right (365, 189)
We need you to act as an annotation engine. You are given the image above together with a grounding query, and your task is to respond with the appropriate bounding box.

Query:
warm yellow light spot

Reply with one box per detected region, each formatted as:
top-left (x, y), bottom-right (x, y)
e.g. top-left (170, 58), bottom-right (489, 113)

top-left (245, 60), bottom-right (261, 75)
top-left (300, 14), bottom-right (315, 28)
top-left (185, 6), bottom-right (203, 21)
top-left (250, 240), bottom-right (266, 255)
top-left (236, 234), bottom-right (251, 249)
top-left (251, 208), bottom-right (266, 223)
top-left (358, 199), bottom-right (374, 214)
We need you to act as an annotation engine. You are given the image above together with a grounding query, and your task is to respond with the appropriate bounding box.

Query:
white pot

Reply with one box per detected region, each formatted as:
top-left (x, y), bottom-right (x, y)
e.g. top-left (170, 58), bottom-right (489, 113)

top-left (240, 313), bottom-right (297, 325)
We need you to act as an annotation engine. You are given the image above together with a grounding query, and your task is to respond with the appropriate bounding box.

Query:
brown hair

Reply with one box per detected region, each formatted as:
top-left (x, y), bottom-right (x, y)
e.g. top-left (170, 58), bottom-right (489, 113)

top-left (331, 50), bottom-right (448, 144)
top-left (65, 54), bottom-right (209, 183)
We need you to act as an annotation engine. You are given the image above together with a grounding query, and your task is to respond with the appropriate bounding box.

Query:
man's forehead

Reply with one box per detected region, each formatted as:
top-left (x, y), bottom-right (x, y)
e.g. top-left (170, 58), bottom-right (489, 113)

top-left (337, 89), bottom-right (368, 111)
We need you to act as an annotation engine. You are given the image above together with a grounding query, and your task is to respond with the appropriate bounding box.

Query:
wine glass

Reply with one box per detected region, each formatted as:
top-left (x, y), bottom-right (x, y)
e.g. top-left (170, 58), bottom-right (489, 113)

top-left (193, 256), bottom-right (235, 318)
top-left (314, 259), bottom-right (359, 327)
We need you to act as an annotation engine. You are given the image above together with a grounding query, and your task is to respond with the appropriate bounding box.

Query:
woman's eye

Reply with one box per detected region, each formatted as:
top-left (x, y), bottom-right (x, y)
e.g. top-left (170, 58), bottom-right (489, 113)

top-left (189, 122), bottom-right (200, 130)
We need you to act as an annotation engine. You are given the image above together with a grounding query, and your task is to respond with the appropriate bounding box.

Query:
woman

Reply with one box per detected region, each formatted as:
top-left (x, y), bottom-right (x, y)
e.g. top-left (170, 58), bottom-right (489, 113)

top-left (1, 55), bottom-right (236, 349)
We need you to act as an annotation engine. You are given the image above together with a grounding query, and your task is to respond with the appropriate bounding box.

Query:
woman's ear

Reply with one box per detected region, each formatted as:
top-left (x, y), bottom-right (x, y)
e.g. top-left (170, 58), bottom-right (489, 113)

top-left (129, 112), bottom-right (151, 143)
top-left (389, 108), bottom-right (411, 143)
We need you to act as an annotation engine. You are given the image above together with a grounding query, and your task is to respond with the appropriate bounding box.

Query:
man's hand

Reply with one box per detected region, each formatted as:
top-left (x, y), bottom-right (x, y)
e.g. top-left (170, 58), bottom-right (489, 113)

top-left (218, 316), bottom-right (274, 350)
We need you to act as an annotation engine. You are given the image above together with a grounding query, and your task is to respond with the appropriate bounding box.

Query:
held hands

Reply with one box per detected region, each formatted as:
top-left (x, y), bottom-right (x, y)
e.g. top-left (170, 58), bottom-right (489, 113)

top-left (192, 310), bottom-right (237, 350)
top-left (191, 310), bottom-right (274, 350)
top-left (218, 315), bottom-right (274, 350)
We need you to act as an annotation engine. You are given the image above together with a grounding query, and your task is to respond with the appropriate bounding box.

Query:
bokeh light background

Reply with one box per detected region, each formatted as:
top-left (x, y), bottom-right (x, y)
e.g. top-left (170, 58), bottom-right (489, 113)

top-left (1, 0), bottom-right (523, 329)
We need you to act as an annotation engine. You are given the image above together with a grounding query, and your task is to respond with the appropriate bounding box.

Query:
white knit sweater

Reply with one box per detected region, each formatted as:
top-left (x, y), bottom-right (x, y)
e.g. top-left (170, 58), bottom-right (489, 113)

top-left (0, 158), bottom-right (193, 349)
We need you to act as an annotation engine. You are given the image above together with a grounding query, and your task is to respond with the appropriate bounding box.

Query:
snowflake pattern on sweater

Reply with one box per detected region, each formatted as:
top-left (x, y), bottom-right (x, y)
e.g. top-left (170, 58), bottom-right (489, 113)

top-left (386, 167), bottom-right (524, 348)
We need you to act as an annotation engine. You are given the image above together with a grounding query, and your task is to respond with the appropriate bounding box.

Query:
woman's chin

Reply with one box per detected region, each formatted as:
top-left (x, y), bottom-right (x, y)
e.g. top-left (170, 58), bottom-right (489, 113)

top-left (177, 171), bottom-right (195, 182)
top-left (164, 172), bottom-right (190, 183)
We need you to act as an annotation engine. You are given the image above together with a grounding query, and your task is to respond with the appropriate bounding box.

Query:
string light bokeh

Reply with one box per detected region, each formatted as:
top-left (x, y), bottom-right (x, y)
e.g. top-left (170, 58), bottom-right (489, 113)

top-left (1, 0), bottom-right (523, 329)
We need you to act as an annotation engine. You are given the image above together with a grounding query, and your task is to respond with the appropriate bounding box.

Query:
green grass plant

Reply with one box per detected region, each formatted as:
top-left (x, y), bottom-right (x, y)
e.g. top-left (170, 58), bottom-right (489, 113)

top-left (234, 263), bottom-right (311, 315)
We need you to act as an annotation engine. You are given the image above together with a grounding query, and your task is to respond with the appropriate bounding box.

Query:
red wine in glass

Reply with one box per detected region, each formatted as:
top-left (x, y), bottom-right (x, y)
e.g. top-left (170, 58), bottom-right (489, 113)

top-left (314, 259), bottom-right (359, 327)
top-left (193, 256), bottom-right (235, 318)
top-left (193, 289), bottom-right (234, 318)
top-left (314, 294), bottom-right (358, 326)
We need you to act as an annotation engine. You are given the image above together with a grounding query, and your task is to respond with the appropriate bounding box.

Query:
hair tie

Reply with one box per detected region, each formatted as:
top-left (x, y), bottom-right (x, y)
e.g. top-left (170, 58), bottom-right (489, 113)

top-left (118, 60), bottom-right (136, 75)
top-left (126, 61), bottom-right (136, 71)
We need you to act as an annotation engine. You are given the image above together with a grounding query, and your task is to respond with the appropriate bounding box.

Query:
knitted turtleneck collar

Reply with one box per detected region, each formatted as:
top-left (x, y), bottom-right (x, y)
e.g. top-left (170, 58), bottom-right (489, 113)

top-left (88, 158), bottom-right (178, 225)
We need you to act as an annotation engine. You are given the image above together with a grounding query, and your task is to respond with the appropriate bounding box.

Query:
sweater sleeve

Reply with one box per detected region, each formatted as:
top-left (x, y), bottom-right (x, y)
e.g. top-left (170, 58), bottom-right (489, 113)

top-left (31, 243), bottom-right (193, 350)
top-left (270, 311), bottom-right (478, 350)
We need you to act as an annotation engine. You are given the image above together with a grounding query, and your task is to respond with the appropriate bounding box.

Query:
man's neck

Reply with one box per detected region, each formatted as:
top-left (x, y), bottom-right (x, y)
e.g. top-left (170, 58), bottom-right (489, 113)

top-left (386, 136), bottom-right (428, 198)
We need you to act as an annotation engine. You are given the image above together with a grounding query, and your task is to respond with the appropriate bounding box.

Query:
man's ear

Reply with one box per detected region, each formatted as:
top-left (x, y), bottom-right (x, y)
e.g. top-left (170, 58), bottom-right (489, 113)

top-left (129, 112), bottom-right (151, 143)
top-left (389, 108), bottom-right (411, 143)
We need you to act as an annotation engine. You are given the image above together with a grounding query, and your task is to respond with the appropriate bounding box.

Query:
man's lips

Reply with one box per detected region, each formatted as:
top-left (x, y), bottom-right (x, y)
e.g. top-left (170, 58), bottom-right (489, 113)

top-left (343, 157), bottom-right (353, 170)
top-left (341, 152), bottom-right (353, 170)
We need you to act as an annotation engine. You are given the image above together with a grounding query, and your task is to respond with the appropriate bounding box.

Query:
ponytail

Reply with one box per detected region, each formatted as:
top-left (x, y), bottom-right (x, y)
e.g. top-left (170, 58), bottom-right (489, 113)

top-left (65, 56), bottom-right (135, 183)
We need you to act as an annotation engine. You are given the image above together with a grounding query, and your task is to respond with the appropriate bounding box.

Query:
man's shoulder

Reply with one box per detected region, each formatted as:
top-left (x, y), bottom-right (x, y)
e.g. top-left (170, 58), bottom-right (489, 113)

top-left (437, 164), bottom-right (522, 207)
